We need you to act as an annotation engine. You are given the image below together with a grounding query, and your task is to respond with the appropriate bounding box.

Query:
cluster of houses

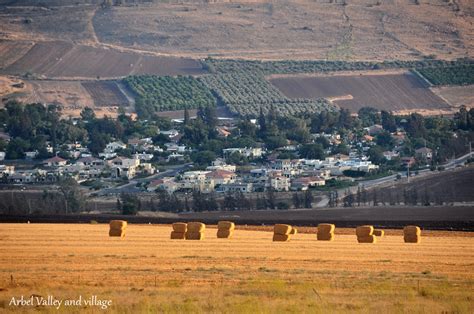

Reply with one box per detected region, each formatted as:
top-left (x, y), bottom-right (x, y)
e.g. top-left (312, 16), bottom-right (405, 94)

top-left (146, 154), bottom-right (379, 194)
top-left (0, 154), bottom-right (157, 184)
top-left (363, 125), bottom-right (433, 167)
top-left (0, 122), bottom-right (434, 190)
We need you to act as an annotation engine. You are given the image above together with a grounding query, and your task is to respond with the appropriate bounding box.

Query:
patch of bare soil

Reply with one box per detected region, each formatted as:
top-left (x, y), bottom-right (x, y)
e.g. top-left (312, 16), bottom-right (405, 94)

top-left (269, 71), bottom-right (450, 113)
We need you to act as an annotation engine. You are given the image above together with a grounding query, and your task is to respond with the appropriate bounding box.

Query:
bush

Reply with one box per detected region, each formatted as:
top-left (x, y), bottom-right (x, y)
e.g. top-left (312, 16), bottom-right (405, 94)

top-left (276, 201), bottom-right (290, 210)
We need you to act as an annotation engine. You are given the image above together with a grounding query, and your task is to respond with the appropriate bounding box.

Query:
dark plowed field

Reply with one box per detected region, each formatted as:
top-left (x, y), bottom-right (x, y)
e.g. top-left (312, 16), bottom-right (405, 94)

top-left (5, 41), bottom-right (73, 76)
top-left (3, 41), bottom-right (205, 78)
top-left (0, 205), bottom-right (472, 231)
top-left (82, 81), bottom-right (129, 107)
top-left (270, 72), bottom-right (450, 112)
top-left (0, 40), bottom-right (34, 68)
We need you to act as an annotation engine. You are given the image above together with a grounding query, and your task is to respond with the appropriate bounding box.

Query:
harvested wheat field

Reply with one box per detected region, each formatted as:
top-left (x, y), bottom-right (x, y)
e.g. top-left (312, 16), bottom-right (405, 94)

top-left (0, 224), bottom-right (473, 312)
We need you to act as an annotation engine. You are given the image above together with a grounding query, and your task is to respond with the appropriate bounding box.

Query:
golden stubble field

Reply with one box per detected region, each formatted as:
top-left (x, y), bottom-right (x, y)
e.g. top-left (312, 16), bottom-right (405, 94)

top-left (0, 224), bottom-right (473, 313)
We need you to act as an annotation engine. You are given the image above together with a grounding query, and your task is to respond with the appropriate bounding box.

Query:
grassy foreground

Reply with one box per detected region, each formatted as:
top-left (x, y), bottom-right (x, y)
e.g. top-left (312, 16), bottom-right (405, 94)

top-left (0, 224), bottom-right (473, 313)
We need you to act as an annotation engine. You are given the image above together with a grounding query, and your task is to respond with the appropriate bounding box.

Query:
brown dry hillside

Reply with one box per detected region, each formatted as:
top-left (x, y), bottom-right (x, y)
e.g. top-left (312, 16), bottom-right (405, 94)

top-left (0, 224), bottom-right (473, 312)
top-left (92, 0), bottom-right (474, 61)
top-left (0, 1), bottom-right (472, 61)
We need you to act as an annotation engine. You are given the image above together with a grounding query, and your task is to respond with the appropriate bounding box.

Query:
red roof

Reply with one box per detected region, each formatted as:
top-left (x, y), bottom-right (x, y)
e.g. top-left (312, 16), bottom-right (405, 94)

top-left (205, 170), bottom-right (235, 179)
top-left (44, 156), bottom-right (66, 163)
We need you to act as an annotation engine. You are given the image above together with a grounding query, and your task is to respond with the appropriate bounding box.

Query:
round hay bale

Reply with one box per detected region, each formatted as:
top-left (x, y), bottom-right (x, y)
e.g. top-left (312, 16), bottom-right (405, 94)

top-left (317, 233), bottom-right (335, 241)
top-left (403, 225), bottom-right (421, 236)
top-left (109, 220), bottom-right (127, 230)
top-left (357, 235), bottom-right (377, 243)
top-left (187, 222), bottom-right (206, 233)
top-left (404, 235), bottom-right (421, 243)
top-left (172, 222), bottom-right (187, 233)
top-left (170, 231), bottom-right (186, 239)
top-left (356, 225), bottom-right (374, 237)
top-left (274, 224), bottom-right (292, 235)
top-left (217, 221), bottom-right (235, 231)
top-left (373, 229), bottom-right (385, 237)
top-left (109, 229), bottom-right (125, 237)
top-left (217, 229), bottom-right (233, 239)
top-left (185, 231), bottom-right (205, 240)
top-left (273, 234), bottom-right (291, 242)
top-left (317, 223), bottom-right (335, 234)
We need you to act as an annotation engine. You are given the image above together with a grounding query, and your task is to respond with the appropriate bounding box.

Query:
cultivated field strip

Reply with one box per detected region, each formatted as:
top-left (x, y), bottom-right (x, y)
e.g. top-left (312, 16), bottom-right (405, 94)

top-left (269, 72), bottom-right (450, 113)
top-left (0, 40), bottom-right (34, 69)
top-left (2, 41), bottom-right (205, 79)
top-left (81, 81), bottom-right (129, 107)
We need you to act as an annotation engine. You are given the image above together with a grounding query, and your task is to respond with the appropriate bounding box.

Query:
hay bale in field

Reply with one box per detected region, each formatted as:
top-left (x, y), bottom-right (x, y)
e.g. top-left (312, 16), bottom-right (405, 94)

top-left (109, 220), bottom-right (127, 237)
top-left (403, 225), bottom-right (421, 243)
top-left (172, 222), bottom-right (187, 233)
top-left (290, 227), bottom-right (297, 235)
top-left (217, 221), bottom-right (235, 231)
top-left (317, 233), bottom-right (335, 241)
top-left (109, 228), bottom-right (126, 237)
top-left (317, 223), bottom-right (335, 241)
top-left (187, 222), bottom-right (206, 233)
top-left (356, 225), bottom-right (374, 237)
top-left (373, 229), bottom-right (385, 237)
top-left (274, 224), bottom-right (292, 235)
top-left (317, 223), bottom-right (335, 234)
top-left (217, 229), bottom-right (233, 239)
top-left (357, 235), bottom-right (377, 243)
top-left (403, 225), bottom-right (421, 236)
top-left (109, 220), bottom-right (127, 230)
top-left (273, 234), bottom-right (291, 242)
top-left (186, 232), bottom-right (205, 240)
top-left (404, 235), bottom-right (421, 243)
top-left (170, 231), bottom-right (186, 239)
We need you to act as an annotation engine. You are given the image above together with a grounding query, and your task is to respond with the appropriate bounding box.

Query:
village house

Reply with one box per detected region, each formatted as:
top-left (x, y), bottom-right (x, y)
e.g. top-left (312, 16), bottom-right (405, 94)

top-left (43, 156), bottom-right (67, 167)
top-left (269, 173), bottom-right (290, 192)
top-left (147, 177), bottom-right (178, 193)
top-left (365, 124), bottom-right (384, 136)
top-left (223, 147), bottom-right (263, 158)
top-left (8, 173), bottom-right (34, 184)
top-left (165, 143), bottom-right (187, 153)
top-left (104, 141), bottom-right (127, 154)
top-left (160, 129), bottom-right (179, 138)
top-left (167, 153), bottom-right (185, 162)
top-left (109, 156), bottom-right (141, 179)
top-left (291, 176), bottom-right (326, 191)
top-left (383, 151), bottom-right (400, 161)
top-left (205, 170), bottom-right (236, 186)
top-left (178, 170), bottom-right (214, 192)
top-left (216, 127), bottom-right (231, 137)
top-left (99, 152), bottom-right (117, 159)
top-left (401, 157), bottom-right (416, 168)
top-left (0, 165), bottom-right (15, 177)
top-left (218, 182), bottom-right (253, 193)
top-left (138, 162), bottom-right (156, 175)
top-left (415, 147), bottom-right (433, 160)
top-left (133, 153), bottom-right (154, 161)
top-left (76, 157), bottom-right (105, 168)
top-left (206, 159), bottom-right (236, 172)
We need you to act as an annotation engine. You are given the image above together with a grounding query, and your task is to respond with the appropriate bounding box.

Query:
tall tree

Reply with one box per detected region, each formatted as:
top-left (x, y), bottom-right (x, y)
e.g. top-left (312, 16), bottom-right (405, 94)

top-left (381, 110), bottom-right (397, 132)
top-left (183, 106), bottom-right (190, 125)
top-left (304, 190), bottom-right (313, 208)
